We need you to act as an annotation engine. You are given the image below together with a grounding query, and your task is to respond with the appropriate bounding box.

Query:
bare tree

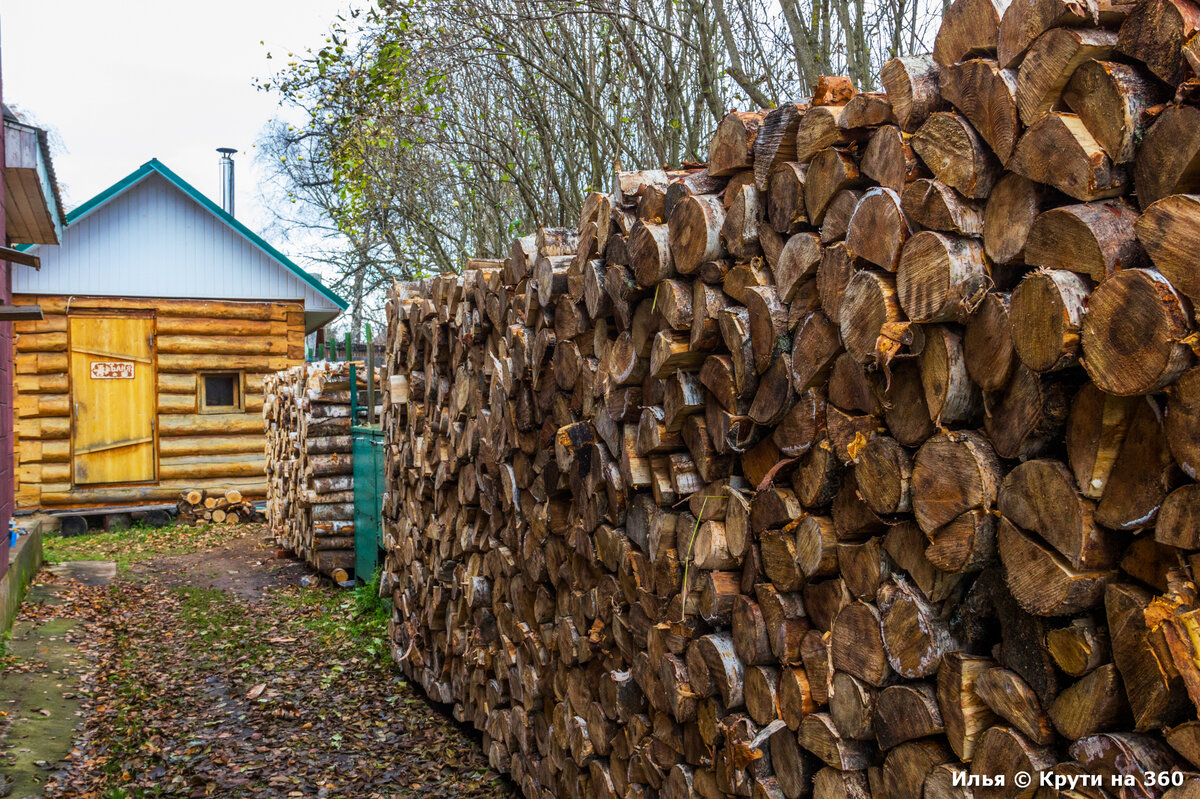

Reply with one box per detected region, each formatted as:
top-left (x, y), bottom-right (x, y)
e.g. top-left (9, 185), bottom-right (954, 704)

top-left (256, 0), bottom-right (942, 327)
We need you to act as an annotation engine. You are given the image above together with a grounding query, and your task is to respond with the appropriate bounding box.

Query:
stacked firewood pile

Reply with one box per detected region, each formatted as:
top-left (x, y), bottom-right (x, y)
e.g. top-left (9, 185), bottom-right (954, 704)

top-left (176, 488), bottom-right (262, 526)
top-left (379, 0), bottom-right (1200, 795)
top-left (264, 361), bottom-right (362, 576)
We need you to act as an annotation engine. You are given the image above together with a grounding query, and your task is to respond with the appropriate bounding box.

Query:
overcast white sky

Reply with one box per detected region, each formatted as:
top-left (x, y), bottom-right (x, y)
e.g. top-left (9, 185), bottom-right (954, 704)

top-left (0, 0), bottom-right (348, 254)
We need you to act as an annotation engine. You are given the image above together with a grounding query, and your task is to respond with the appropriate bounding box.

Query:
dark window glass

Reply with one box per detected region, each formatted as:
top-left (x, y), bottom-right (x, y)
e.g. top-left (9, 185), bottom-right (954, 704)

top-left (204, 374), bottom-right (237, 407)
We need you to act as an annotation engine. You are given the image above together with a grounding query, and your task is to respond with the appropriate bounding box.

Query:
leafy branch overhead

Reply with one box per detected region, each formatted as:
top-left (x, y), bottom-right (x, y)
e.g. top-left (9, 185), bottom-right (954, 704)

top-left (256, 0), bottom-right (939, 331)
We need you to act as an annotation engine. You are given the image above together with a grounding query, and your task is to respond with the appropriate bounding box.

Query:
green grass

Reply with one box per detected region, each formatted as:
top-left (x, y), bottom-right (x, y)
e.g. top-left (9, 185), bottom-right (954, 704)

top-left (274, 568), bottom-right (393, 667)
top-left (174, 584), bottom-right (270, 651)
top-left (43, 521), bottom-right (246, 572)
top-left (43, 522), bottom-right (392, 667)
top-left (168, 569), bottom-right (392, 671)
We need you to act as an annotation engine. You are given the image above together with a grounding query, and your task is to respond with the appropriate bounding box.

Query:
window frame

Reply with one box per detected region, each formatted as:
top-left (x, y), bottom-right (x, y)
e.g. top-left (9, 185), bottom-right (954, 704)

top-left (197, 371), bottom-right (245, 414)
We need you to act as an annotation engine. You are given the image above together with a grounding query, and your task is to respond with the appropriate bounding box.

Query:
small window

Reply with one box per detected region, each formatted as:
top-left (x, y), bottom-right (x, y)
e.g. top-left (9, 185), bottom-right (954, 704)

top-left (199, 372), bottom-right (243, 413)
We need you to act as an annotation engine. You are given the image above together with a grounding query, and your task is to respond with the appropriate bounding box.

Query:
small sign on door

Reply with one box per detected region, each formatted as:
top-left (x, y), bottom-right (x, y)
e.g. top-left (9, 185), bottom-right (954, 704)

top-left (91, 361), bottom-right (135, 379)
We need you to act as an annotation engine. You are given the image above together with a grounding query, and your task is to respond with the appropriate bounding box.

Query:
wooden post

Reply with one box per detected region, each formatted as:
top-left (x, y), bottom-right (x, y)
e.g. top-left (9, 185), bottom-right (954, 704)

top-left (366, 323), bottom-right (375, 427)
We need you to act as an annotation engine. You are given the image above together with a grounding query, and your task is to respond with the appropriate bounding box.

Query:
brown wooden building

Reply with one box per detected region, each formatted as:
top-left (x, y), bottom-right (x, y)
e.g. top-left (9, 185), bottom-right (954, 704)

top-left (10, 158), bottom-right (345, 510)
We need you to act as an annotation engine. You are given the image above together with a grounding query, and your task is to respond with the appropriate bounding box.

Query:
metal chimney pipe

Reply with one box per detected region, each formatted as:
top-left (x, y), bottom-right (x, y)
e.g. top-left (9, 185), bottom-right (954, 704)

top-left (217, 147), bottom-right (237, 216)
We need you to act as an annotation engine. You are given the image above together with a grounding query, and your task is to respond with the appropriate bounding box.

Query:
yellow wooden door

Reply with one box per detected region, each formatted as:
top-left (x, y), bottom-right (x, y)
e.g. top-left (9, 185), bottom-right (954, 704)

top-left (69, 314), bottom-right (157, 485)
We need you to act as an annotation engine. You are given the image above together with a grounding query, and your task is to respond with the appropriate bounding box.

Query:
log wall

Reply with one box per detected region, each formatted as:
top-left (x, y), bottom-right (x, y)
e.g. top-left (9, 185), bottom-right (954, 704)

top-left (377, 1), bottom-right (1200, 796)
top-left (12, 294), bottom-right (305, 508)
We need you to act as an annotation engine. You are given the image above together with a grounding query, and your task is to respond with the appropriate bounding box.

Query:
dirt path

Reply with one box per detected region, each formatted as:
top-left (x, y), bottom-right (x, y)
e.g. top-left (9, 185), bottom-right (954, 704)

top-left (125, 530), bottom-right (310, 600)
top-left (1, 526), bottom-right (515, 799)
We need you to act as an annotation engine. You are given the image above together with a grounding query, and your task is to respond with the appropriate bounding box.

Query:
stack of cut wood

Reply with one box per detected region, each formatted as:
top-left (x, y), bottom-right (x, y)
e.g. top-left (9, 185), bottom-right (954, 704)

top-left (176, 488), bottom-right (261, 526)
top-left (264, 361), bottom-right (363, 576)
top-left (379, 2), bottom-right (1200, 795)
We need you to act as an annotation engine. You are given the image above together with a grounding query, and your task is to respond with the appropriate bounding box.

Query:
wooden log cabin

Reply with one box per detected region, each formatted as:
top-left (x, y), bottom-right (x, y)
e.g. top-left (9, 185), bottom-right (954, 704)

top-left (9, 157), bottom-right (346, 510)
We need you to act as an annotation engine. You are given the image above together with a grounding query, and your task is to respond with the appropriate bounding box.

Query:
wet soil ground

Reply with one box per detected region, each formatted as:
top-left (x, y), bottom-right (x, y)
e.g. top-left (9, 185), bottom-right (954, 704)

top-left (0, 526), bottom-right (516, 799)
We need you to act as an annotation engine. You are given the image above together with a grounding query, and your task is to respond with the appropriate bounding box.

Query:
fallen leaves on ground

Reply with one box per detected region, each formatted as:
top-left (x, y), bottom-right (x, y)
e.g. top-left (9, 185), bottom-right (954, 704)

top-left (6, 527), bottom-right (515, 799)
top-left (43, 522), bottom-right (248, 571)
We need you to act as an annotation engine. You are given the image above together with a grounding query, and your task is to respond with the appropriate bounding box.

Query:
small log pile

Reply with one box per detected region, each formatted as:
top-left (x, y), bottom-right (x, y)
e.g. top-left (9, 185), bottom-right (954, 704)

top-left (379, 2), bottom-right (1200, 796)
top-left (264, 361), bottom-right (363, 576)
top-left (176, 488), bottom-right (261, 526)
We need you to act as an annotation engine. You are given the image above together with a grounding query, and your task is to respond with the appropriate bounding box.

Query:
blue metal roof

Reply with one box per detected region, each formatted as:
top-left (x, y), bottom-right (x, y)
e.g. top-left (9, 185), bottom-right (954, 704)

top-left (15, 158), bottom-right (348, 311)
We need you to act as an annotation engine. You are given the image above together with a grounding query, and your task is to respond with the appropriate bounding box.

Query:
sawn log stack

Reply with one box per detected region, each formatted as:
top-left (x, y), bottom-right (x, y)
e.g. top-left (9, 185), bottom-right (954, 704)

top-left (176, 487), bottom-right (261, 526)
top-left (375, 0), bottom-right (1200, 796)
top-left (264, 361), bottom-right (362, 576)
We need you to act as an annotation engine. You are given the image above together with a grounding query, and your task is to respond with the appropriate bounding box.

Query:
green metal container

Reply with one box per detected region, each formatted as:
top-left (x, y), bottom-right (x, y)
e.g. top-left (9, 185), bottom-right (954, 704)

top-left (352, 424), bottom-right (385, 580)
top-left (348, 334), bottom-right (384, 584)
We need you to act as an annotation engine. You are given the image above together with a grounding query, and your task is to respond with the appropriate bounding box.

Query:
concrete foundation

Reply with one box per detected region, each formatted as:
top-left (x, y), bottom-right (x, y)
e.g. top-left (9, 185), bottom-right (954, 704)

top-left (0, 523), bottom-right (43, 635)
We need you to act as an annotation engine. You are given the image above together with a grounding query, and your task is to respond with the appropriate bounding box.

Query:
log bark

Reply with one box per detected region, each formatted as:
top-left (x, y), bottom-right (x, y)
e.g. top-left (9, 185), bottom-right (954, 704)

top-left (901, 179), bottom-right (986, 236)
top-left (897, 231), bottom-right (990, 323)
top-left (912, 431), bottom-right (1003, 534)
top-left (1024, 200), bottom-right (1145, 282)
top-left (846, 188), bottom-right (913, 271)
top-left (1136, 193), bottom-right (1200, 303)
top-left (1116, 0), bottom-right (1200, 84)
top-left (939, 58), bottom-right (1021, 163)
top-left (1081, 268), bottom-right (1193, 395)
top-left (1133, 105), bottom-right (1200, 209)
top-left (1010, 267), bottom-right (1091, 373)
top-left (913, 113), bottom-right (1003, 199)
top-left (934, 0), bottom-right (1011, 66)
top-left (862, 125), bottom-right (923, 191)
top-left (983, 173), bottom-right (1044, 265)
top-left (1015, 28), bottom-right (1117, 125)
top-left (1009, 112), bottom-right (1129, 201)
top-left (964, 291), bottom-right (1017, 392)
top-left (1062, 60), bottom-right (1167, 164)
